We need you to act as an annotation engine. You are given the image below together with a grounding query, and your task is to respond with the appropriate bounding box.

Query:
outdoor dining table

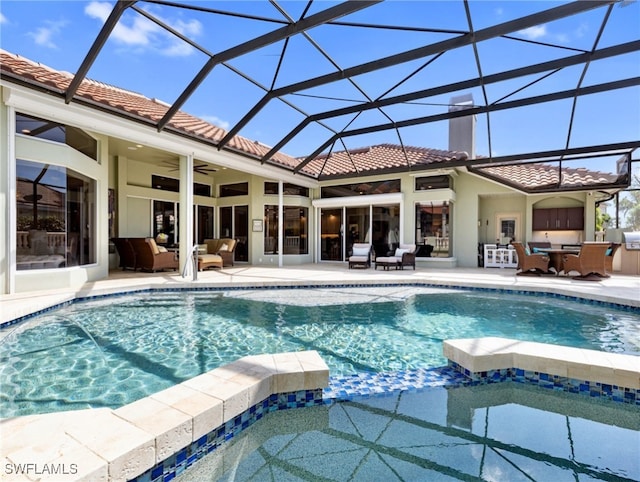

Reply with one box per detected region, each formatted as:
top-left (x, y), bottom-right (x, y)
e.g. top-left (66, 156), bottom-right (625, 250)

top-left (537, 248), bottom-right (581, 275)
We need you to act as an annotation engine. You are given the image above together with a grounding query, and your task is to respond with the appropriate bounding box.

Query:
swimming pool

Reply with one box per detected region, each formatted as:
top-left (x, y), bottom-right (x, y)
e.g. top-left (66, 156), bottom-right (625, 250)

top-left (175, 383), bottom-right (640, 481)
top-left (1, 286), bottom-right (639, 418)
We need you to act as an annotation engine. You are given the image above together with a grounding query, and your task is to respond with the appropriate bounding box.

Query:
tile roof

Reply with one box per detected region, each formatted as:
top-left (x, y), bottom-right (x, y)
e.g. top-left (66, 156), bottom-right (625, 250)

top-left (474, 163), bottom-right (622, 191)
top-left (0, 49), bottom-right (624, 190)
top-left (0, 50), bottom-right (297, 168)
top-left (301, 144), bottom-right (467, 178)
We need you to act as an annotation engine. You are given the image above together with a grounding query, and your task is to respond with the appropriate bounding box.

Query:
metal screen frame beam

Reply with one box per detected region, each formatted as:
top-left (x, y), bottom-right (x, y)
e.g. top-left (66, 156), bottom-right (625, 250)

top-left (156, 0), bottom-right (381, 132)
top-left (219, 0), bottom-right (614, 150)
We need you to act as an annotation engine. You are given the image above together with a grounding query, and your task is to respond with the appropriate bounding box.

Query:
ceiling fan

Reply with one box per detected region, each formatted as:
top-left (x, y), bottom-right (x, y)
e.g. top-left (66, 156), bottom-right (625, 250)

top-left (161, 161), bottom-right (217, 175)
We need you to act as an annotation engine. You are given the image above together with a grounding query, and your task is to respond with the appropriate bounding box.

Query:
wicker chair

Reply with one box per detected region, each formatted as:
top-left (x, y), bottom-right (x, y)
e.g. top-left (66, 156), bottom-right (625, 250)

top-left (562, 242), bottom-right (610, 279)
top-left (129, 238), bottom-right (179, 272)
top-left (527, 241), bottom-right (551, 253)
top-left (512, 242), bottom-right (550, 275)
top-left (111, 237), bottom-right (137, 270)
top-left (605, 242), bottom-right (621, 275)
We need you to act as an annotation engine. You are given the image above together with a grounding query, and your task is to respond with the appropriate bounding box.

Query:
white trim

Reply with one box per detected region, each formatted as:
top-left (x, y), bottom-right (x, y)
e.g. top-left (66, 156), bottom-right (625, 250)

top-left (6, 104), bottom-right (16, 294)
top-left (312, 192), bottom-right (403, 208)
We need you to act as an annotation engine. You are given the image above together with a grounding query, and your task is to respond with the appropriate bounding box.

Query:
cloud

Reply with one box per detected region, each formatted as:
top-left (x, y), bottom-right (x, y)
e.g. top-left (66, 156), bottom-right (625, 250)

top-left (28, 19), bottom-right (68, 49)
top-left (84, 1), bottom-right (200, 56)
top-left (200, 115), bottom-right (230, 131)
top-left (0, 12), bottom-right (7, 24)
top-left (518, 25), bottom-right (547, 40)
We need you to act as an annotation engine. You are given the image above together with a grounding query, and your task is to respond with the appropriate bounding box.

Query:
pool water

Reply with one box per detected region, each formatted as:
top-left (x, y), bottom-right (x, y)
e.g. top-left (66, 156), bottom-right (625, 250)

top-left (175, 383), bottom-right (640, 482)
top-left (1, 287), bottom-right (639, 418)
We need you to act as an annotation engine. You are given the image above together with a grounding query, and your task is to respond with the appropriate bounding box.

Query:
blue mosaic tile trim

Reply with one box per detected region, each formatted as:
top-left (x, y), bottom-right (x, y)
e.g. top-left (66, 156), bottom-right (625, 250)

top-left (448, 361), bottom-right (640, 406)
top-left (4, 282), bottom-right (638, 328)
top-left (128, 388), bottom-right (323, 482)
top-left (322, 366), bottom-right (471, 402)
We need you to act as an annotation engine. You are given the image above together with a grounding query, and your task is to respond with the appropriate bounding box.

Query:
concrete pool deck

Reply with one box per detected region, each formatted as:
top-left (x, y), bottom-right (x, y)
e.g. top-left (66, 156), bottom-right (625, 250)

top-left (2, 264), bottom-right (639, 324)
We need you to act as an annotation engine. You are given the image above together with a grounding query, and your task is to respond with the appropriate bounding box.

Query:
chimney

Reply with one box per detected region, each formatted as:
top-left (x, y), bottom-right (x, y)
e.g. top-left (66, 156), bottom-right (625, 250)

top-left (448, 93), bottom-right (476, 159)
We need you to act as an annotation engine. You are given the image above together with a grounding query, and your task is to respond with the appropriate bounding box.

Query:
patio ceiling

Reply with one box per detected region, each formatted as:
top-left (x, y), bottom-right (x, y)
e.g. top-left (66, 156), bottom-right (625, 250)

top-left (59, 1), bottom-right (640, 181)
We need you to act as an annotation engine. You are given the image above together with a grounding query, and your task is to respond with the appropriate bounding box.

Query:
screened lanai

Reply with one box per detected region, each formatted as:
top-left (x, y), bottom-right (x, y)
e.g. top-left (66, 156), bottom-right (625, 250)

top-left (27, 0), bottom-right (640, 183)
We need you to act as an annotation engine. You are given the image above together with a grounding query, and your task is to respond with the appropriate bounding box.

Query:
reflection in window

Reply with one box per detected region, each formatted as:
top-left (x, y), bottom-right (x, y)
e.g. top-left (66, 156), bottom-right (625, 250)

top-left (321, 179), bottom-right (400, 198)
top-left (415, 202), bottom-right (452, 257)
top-left (415, 175), bottom-right (451, 191)
top-left (220, 182), bottom-right (249, 197)
top-left (16, 112), bottom-right (97, 160)
top-left (264, 182), bottom-right (309, 197)
top-left (16, 159), bottom-right (96, 270)
top-left (264, 206), bottom-right (308, 255)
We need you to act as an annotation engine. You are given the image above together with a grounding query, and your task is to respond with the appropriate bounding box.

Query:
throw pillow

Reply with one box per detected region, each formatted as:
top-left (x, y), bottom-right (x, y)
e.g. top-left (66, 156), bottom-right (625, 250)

top-left (395, 248), bottom-right (409, 257)
top-left (525, 247), bottom-right (531, 256)
top-left (148, 238), bottom-right (160, 255)
top-left (157, 246), bottom-right (168, 253)
top-left (218, 243), bottom-right (229, 253)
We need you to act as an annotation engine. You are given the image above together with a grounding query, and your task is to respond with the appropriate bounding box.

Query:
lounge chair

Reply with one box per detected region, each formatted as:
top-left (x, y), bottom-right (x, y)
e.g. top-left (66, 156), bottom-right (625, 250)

top-left (605, 242), bottom-right (620, 275)
top-left (348, 243), bottom-right (372, 269)
top-left (129, 237), bottom-right (179, 272)
top-left (375, 243), bottom-right (417, 270)
top-left (562, 242), bottom-right (610, 279)
top-left (512, 242), bottom-right (550, 275)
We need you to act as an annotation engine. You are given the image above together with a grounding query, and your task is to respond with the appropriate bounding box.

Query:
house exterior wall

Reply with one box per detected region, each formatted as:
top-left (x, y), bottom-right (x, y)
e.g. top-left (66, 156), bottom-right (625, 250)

top-left (0, 82), bottom-right (603, 293)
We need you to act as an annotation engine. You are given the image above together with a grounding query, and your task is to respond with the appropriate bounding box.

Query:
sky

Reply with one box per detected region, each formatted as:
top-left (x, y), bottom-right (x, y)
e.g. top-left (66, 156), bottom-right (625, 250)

top-left (1, 0), bottom-right (639, 174)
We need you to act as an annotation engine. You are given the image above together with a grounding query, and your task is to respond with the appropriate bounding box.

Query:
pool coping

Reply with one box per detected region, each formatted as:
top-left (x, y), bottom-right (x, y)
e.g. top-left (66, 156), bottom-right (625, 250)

top-left (2, 340), bottom-right (639, 482)
top-left (2, 278), bottom-right (638, 329)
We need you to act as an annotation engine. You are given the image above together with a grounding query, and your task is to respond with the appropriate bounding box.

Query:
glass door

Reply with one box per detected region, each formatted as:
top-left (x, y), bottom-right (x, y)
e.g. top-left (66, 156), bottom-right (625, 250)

top-left (320, 208), bottom-right (342, 261)
top-left (153, 200), bottom-right (177, 246)
top-left (346, 206), bottom-right (370, 256)
top-left (194, 205), bottom-right (214, 244)
top-left (220, 205), bottom-right (248, 262)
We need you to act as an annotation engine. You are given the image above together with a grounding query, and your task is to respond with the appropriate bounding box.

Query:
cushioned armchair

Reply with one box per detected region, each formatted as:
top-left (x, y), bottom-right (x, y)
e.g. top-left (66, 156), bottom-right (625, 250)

top-left (562, 242), bottom-right (610, 279)
top-left (129, 238), bottom-right (178, 272)
top-left (348, 243), bottom-right (372, 268)
top-left (512, 242), bottom-right (550, 275)
top-left (203, 238), bottom-right (236, 267)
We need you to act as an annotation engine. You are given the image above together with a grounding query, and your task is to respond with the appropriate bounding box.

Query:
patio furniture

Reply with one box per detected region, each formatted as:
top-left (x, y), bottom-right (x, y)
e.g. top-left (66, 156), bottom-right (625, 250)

top-left (605, 242), bottom-right (621, 275)
top-left (111, 237), bottom-right (137, 270)
top-left (374, 244), bottom-right (417, 270)
top-left (348, 243), bottom-right (372, 269)
top-left (203, 238), bottom-right (236, 267)
top-left (528, 241), bottom-right (551, 253)
top-left (512, 242), bottom-right (550, 275)
top-left (129, 237), bottom-right (179, 272)
top-left (562, 242), bottom-right (610, 280)
top-left (484, 243), bottom-right (518, 268)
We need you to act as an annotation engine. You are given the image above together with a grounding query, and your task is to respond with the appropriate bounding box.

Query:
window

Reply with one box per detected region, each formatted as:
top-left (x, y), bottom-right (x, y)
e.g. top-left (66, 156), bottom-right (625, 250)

top-left (220, 182), bottom-right (249, 197)
top-left (16, 112), bottom-right (97, 161)
top-left (264, 182), bottom-right (309, 197)
top-left (415, 202), bottom-right (452, 257)
top-left (151, 175), bottom-right (212, 196)
top-left (415, 175), bottom-right (451, 191)
top-left (264, 206), bottom-right (308, 255)
top-left (321, 179), bottom-right (400, 198)
top-left (16, 159), bottom-right (96, 269)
